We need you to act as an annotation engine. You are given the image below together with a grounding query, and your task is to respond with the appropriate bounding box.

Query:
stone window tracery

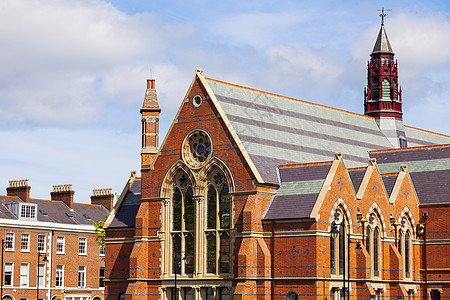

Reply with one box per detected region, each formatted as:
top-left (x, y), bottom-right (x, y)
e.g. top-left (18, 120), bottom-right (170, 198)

top-left (205, 168), bottom-right (231, 275)
top-left (171, 171), bottom-right (195, 275)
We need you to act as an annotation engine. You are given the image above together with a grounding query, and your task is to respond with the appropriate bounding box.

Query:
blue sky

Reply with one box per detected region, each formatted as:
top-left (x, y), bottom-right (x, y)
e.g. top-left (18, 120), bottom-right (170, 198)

top-left (1, 0), bottom-right (449, 203)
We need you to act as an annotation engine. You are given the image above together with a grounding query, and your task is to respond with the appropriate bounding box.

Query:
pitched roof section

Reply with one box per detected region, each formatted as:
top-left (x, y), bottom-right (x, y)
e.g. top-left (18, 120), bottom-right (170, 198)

top-left (0, 195), bottom-right (109, 225)
top-left (372, 25), bottom-right (394, 54)
top-left (204, 77), bottom-right (450, 185)
top-left (206, 78), bottom-right (393, 184)
top-left (370, 145), bottom-right (450, 204)
top-left (107, 178), bottom-right (141, 228)
top-left (263, 162), bottom-right (331, 220)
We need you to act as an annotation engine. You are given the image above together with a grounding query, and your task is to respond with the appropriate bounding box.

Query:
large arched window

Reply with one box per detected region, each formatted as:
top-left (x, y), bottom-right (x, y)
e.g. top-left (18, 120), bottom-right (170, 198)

top-left (172, 171), bottom-right (195, 275)
top-left (206, 167), bottom-right (231, 274)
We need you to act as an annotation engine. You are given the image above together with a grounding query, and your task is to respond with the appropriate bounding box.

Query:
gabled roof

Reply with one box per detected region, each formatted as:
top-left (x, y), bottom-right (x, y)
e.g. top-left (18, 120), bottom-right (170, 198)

top-left (105, 173), bottom-right (141, 229)
top-left (263, 162), bottom-right (332, 220)
top-left (204, 76), bottom-right (450, 185)
top-left (370, 144), bottom-right (450, 204)
top-left (0, 195), bottom-right (109, 225)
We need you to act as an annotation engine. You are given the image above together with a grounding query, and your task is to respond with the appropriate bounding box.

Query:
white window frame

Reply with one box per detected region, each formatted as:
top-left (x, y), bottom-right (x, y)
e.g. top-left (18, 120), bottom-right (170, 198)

top-left (37, 263), bottom-right (45, 287)
top-left (56, 236), bottom-right (65, 254)
top-left (37, 235), bottom-right (46, 252)
top-left (20, 263), bottom-right (29, 286)
top-left (55, 265), bottom-right (64, 287)
top-left (21, 234), bottom-right (30, 252)
top-left (4, 262), bottom-right (13, 286)
top-left (78, 266), bottom-right (86, 288)
top-left (20, 203), bottom-right (36, 219)
top-left (78, 238), bottom-right (87, 255)
top-left (5, 233), bottom-right (14, 251)
top-left (100, 245), bottom-right (105, 256)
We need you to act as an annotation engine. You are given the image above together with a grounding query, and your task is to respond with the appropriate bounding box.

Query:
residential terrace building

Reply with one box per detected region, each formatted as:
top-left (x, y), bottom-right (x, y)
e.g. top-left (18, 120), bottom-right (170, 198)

top-left (0, 179), bottom-right (113, 300)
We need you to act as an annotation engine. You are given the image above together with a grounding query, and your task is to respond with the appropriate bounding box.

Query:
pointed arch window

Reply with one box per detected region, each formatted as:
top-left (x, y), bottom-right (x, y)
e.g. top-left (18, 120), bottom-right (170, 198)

top-left (205, 168), bottom-right (231, 275)
top-left (382, 79), bottom-right (390, 99)
top-left (372, 79), bottom-right (379, 100)
top-left (338, 225), bottom-right (345, 275)
top-left (366, 227), bottom-right (371, 255)
top-left (171, 172), bottom-right (195, 275)
top-left (366, 212), bottom-right (382, 278)
top-left (398, 216), bottom-right (414, 279)
top-left (405, 230), bottom-right (411, 278)
top-left (373, 228), bottom-right (380, 277)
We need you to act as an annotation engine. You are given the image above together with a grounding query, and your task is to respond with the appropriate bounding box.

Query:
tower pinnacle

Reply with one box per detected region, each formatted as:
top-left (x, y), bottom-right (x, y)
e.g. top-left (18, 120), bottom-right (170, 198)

top-left (141, 78), bottom-right (161, 169)
top-left (364, 14), bottom-right (406, 148)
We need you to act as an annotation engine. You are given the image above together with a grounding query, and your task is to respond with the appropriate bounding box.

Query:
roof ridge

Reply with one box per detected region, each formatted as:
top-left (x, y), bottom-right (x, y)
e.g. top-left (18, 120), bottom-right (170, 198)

top-left (381, 172), bottom-right (399, 176)
top-left (404, 125), bottom-right (450, 138)
top-left (370, 143), bottom-right (450, 154)
top-left (205, 77), bottom-right (375, 120)
top-left (348, 166), bottom-right (367, 171)
top-left (279, 161), bottom-right (333, 169)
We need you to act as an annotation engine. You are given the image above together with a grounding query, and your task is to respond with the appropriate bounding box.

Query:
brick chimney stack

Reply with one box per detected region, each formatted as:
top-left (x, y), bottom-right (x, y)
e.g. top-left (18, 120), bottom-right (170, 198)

top-left (51, 184), bottom-right (74, 209)
top-left (91, 188), bottom-right (114, 211)
top-left (7, 179), bottom-right (31, 202)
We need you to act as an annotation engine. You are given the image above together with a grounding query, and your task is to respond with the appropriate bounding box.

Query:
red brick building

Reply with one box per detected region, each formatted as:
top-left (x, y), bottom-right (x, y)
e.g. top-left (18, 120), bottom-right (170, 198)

top-left (1, 180), bottom-right (112, 300)
top-left (104, 23), bottom-right (450, 300)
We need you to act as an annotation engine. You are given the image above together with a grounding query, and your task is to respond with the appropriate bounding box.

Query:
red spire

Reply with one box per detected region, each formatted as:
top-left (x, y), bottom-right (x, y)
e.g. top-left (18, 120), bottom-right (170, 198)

top-left (364, 24), bottom-right (402, 120)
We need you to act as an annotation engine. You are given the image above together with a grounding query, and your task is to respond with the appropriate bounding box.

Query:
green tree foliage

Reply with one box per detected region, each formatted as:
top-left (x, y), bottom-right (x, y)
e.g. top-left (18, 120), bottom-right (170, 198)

top-left (93, 220), bottom-right (106, 248)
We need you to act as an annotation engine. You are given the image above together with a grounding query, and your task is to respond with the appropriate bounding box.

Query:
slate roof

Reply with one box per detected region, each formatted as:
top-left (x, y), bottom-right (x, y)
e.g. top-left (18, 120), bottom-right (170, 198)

top-left (206, 78), bottom-right (450, 185)
top-left (370, 145), bottom-right (450, 204)
top-left (108, 178), bottom-right (141, 228)
top-left (0, 195), bottom-right (109, 225)
top-left (263, 162), bottom-right (331, 220)
top-left (381, 174), bottom-right (398, 196)
top-left (348, 168), bottom-right (366, 193)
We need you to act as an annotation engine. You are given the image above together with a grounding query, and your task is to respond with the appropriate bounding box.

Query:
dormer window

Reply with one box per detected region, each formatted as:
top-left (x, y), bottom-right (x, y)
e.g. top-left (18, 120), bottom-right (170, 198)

top-left (399, 136), bottom-right (407, 148)
top-left (4, 203), bottom-right (38, 221)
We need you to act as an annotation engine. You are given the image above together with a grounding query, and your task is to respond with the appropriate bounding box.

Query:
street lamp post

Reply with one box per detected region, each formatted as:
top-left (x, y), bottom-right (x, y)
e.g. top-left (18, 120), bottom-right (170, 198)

top-left (1, 238), bottom-right (4, 300)
top-left (173, 246), bottom-right (191, 300)
top-left (36, 252), bottom-right (48, 300)
top-left (331, 221), bottom-right (346, 300)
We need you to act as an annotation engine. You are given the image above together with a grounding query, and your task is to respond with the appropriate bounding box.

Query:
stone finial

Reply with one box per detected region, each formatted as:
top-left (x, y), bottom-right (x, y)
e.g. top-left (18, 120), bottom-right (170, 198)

top-left (369, 158), bottom-right (377, 166)
top-left (400, 164), bottom-right (407, 172)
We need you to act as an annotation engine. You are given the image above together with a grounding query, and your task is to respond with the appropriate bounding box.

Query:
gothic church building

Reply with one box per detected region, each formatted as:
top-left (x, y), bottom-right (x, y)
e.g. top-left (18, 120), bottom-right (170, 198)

top-left (104, 23), bottom-right (450, 300)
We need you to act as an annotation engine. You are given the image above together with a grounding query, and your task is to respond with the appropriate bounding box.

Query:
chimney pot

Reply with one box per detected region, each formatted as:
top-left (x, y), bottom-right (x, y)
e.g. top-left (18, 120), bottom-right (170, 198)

top-left (147, 79), bottom-right (155, 90)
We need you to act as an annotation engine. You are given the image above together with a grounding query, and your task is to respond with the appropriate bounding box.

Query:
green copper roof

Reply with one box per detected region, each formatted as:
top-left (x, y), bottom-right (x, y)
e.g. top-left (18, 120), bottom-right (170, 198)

top-left (372, 25), bottom-right (394, 54)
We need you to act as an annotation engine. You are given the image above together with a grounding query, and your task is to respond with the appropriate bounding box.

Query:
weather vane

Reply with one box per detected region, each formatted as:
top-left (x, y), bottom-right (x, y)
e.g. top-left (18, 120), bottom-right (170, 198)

top-left (377, 7), bottom-right (392, 26)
